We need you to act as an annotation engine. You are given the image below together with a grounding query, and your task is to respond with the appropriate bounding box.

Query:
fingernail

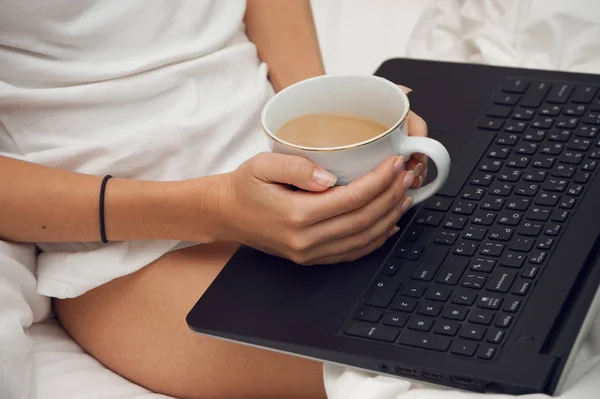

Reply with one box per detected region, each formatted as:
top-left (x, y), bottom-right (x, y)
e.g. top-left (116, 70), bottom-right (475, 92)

top-left (313, 168), bottom-right (337, 188)
top-left (418, 175), bottom-right (425, 187)
top-left (399, 85), bottom-right (413, 94)
top-left (400, 196), bottom-right (413, 213)
top-left (387, 226), bottom-right (401, 238)
top-left (403, 171), bottom-right (415, 190)
top-left (393, 156), bottom-right (405, 173)
top-left (415, 162), bottom-right (424, 177)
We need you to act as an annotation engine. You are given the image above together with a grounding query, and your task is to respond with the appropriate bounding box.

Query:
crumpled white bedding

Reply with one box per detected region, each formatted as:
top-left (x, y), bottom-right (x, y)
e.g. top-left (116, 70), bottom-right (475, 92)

top-left (6, 0), bottom-right (600, 398)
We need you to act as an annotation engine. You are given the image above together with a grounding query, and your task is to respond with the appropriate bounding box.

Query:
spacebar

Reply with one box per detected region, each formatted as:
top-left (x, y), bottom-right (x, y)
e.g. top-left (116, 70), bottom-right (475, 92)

top-left (436, 130), bottom-right (495, 198)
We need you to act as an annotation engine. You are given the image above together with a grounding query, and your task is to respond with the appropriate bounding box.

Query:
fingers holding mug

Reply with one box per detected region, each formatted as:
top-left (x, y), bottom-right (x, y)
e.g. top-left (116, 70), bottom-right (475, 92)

top-left (406, 110), bottom-right (429, 188)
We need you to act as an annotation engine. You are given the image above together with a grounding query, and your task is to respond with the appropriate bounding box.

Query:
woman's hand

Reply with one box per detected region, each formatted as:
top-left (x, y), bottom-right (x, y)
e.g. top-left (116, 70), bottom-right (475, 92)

top-left (400, 85), bottom-right (429, 189)
top-left (214, 153), bottom-right (415, 265)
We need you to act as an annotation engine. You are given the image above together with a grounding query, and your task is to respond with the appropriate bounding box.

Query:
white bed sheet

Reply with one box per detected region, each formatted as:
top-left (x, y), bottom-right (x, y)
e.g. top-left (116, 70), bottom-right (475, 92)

top-left (28, 1), bottom-right (600, 398)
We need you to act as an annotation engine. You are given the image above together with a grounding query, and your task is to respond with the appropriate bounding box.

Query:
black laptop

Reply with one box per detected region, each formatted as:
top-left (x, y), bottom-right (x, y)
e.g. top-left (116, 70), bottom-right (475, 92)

top-left (187, 59), bottom-right (600, 395)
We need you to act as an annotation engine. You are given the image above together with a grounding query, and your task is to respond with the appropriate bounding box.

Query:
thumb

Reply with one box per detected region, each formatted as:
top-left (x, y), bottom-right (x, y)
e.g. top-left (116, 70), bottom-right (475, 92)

top-left (251, 153), bottom-right (337, 192)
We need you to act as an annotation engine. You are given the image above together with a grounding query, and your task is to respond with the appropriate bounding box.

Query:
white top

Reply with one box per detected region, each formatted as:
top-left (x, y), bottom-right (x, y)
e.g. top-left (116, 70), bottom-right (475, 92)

top-left (0, 0), bottom-right (273, 298)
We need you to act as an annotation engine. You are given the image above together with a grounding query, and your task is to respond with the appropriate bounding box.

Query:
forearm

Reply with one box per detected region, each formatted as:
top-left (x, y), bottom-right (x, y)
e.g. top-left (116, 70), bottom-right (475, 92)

top-left (0, 156), bottom-right (222, 243)
top-left (244, 0), bottom-right (325, 91)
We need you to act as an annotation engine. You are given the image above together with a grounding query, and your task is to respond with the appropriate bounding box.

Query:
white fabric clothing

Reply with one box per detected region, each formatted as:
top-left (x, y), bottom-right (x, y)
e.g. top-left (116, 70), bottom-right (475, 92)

top-left (0, 0), bottom-right (273, 299)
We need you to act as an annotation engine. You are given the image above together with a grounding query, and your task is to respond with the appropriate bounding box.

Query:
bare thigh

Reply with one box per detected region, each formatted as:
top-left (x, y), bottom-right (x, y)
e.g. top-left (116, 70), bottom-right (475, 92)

top-left (54, 242), bottom-right (326, 399)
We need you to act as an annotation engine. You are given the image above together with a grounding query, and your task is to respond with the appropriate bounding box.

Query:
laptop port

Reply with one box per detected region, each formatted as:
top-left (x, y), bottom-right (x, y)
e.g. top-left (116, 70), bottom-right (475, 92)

top-left (422, 370), bottom-right (443, 381)
top-left (395, 366), bottom-right (417, 376)
top-left (451, 376), bottom-right (474, 385)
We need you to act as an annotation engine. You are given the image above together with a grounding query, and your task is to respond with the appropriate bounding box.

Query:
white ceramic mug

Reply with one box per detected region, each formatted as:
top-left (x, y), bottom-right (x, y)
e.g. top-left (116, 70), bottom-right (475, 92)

top-left (261, 75), bottom-right (451, 205)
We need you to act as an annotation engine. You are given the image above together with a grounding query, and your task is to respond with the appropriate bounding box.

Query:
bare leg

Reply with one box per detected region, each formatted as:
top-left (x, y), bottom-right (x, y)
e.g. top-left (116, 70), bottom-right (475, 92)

top-left (54, 242), bottom-right (326, 399)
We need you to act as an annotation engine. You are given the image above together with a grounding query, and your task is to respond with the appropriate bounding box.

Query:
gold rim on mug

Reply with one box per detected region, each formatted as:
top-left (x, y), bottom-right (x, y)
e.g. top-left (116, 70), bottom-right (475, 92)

top-left (261, 75), bottom-right (411, 152)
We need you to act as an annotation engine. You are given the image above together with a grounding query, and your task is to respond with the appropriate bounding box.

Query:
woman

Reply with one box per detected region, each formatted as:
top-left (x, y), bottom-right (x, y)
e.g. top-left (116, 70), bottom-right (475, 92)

top-left (0, 1), bottom-right (427, 398)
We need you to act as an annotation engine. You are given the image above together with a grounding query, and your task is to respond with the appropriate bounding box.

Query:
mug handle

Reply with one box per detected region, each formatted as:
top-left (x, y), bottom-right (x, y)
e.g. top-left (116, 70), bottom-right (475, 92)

top-left (396, 137), bottom-right (451, 205)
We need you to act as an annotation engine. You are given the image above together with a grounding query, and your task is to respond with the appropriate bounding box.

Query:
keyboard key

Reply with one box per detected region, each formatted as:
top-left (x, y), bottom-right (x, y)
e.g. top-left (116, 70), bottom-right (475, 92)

top-left (506, 198), bottom-right (531, 211)
top-left (415, 212), bottom-right (444, 227)
top-left (565, 103), bottom-right (587, 117)
top-left (472, 210), bottom-right (497, 226)
top-left (543, 178), bottom-right (568, 192)
top-left (489, 182), bottom-right (514, 196)
top-left (589, 149), bottom-right (600, 159)
top-left (522, 264), bottom-right (540, 279)
top-left (495, 313), bottom-right (514, 328)
top-left (509, 137), bottom-right (534, 153)
top-left (478, 118), bottom-right (505, 131)
top-left (408, 316), bottom-right (434, 332)
top-left (547, 83), bottom-right (574, 104)
top-left (462, 186), bottom-right (486, 201)
top-left (463, 226), bottom-right (487, 241)
top-left (452, 201), bottom-right (477, 216)
top-left (452, 288), bottom-right (478, 305)
top-left (454, 241), bottom-right (478, 256)
top-left (403, 227), bottom-right (423, 242)
top-left (345, 322), bottom-right (400, 342)
top-left (469, 309), bottom-right (495, 325)
top-left (496, 133), bottom-right (519, 146)
top-left (381, 262), bottom-right (401, 277)
top-left (556, 116), bottom-right (579, 129)
top-left (364, 280), bottom-right (400, 308)
top-left (544, 223), bottom-right (562, 236)
top-left (529, 250), bottom-right (548, 265)
top-left (425, 197), bottom-right (453, 212)
top-left (426, 286), bottom-right (452, 302)
top-left (568, 138), bottom-right (592, 151)
top-left (487, 104), bottom-right (513, 118)
top-left (536, 192), bottom-right (560, 207)
top-left (412, 261), bottom-right (443, 282)
top-left (560, 197), bottom-right (577, 209)
top-left (509, 237), bottom-right (535, 252)
top-left (355, 307), bottom-right (384, 322)
top-left (571, 85), bottom-right (598, 103)
top-left (437, 257), bottom-right (469, 285)
top-left (513, 107), bottom-right (535, 120)
top-left (551, 164), bottom-right (576, 178)
top-left (486, 328), bottom-right (505, 344)
top-left (443, 215), bottom-right (468, 230)
top-left (461, 273), bottom-right (487, 289)
top-left (451, 340), bottom-right (478, 357)
top-left (531, 116), bottom-right (554, 129)
top-left (480, 195), bottom-right (505, 211)
top-left (515, 182), bottom-right (540, 196)
top-left (434, 230), bottom-right (458, 245)
top-left (382, 312), bottom-right (409, 327)
top-left (418, 301), bottom-right (444, 317)
top-left (500, 251), bottom-right (526, 268)
top-left (395, 244), bottom-right (411, 259)
top-left (582, 160), bottom-right (598, 171)
top-left (512, 279), bottom-right (532, 295)
top-left (489, 227), bottom-right (514, 241)
top-left (400, 284), bottom-right (427, 298)
top-left (497, 210), bottom-right (522, 226)
top-left (460, 324), bottom-right (487, 341)
top-left (548, 129), bottom-right (572, 142)
top-left (477, 295), bottom-right (503, 310)
top-left (495, 93), bottom-right (520, 106)
top-left (479, 243), bottom-right (504, 257)
top-left (503, 78), bottom-right (530, 94)
top-left (583, 111), bottom-right (600, 125)
top-left (399, 330), bottom-right (452, 352)
top-left (574, 170), bottom-right (592, 184)
top-left (470, 172), bottom-right (495, 187)
top-left (592, 98), bottom-right (600, 112)
top-left (526, 206), bottom-right (551, 221)
top-left (487, 269), bottom-right (517, 293)
top-left (540, 103), bottom-right (562, 116)
top-left (521, 81), bottom-right (551, 108)
top-left (478, 344), bottom-right (498, 360)
top-left (518, 221), bottom-right (543, 236)
top-left (479, 159), bottom-right (504, 173)
top-left (567, 184), bottom-right (584, 197)
top-left (505, 120), bottom-right (528, 133)
top-left (391, 296), bottom-right (418, 312)
top-left (575, 124), bottom-right (598, 138)
top-left (488, 146), bottom-right (512, 160)
top-left (531, 155), bottom-right (556, 169)
top-left (507, 154), bottom-right (530, 168)
top-left (443, 305), bottom-right (469, 321)
top-left (537, 237), bottom-right (555, 249)
top-left (540, 143), bottom-right (564, 155)
top-left (434, 320), bottom-right (460, 336)
top-left (524, 129), bottom-right (547, 143)
top-left (498, 167), bottom-right (522, 182)
top-left (503, 299), bottom-right (521, 313)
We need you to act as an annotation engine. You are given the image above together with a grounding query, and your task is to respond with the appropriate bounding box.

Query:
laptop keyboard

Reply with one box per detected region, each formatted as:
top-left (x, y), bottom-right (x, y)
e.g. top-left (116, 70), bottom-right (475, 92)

top-left (343, 78), bottom-right (600, 361)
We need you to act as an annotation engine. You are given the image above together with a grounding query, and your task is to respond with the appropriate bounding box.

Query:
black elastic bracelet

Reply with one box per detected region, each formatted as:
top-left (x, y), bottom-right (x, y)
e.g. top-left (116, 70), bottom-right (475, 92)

top-left (99, 175), bottom-right (113, 244)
